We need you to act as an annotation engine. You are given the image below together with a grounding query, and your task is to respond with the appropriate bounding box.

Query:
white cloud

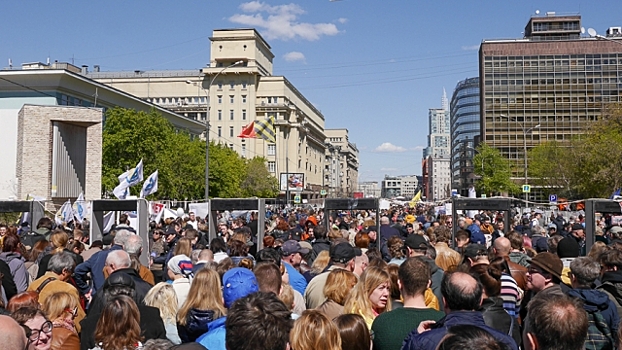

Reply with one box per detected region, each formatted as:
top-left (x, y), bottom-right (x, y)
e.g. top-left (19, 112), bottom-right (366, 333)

top-left (337, 17), bottom-right (348, 24)
top-left (283, 51), bottom-right (306, 62)
top-left (461, 45), bottom-right (480, 51)
top-left (374, 142), bottom-right (407, 153)
top-left (230, 2), bottom-right (341, 41)
top-left (410, 145), bottom-right (425, 151)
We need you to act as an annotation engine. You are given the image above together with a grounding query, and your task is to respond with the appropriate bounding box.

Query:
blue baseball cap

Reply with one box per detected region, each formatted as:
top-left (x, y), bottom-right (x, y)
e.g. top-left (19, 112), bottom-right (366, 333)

top-left (222, 267), bottom-right (259, 308)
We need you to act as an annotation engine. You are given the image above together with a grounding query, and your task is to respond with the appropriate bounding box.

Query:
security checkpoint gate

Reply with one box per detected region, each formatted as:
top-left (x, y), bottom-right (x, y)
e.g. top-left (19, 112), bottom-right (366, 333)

top-left (322, 198), bottom-right (379, 230)
top-left (0, 201), bottom-right (45, 229)
top-left (451, 198), bottom-right (512, 242)
top-left (208, 199), bottom-right (266, 250)
top-left (585, 199), bottom-right (622, 254)
top-left (89, 199), bottom-right (150, 266)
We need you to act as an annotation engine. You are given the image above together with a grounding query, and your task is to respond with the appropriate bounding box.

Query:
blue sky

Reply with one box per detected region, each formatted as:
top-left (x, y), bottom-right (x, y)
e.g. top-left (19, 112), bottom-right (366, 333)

top-left (2, 0), bottom-right (621, 183)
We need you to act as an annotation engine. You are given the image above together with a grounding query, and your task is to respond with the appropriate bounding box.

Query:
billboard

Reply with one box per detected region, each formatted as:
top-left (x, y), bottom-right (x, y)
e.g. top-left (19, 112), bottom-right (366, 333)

top-left (280, 173), bottom-right (304, 191)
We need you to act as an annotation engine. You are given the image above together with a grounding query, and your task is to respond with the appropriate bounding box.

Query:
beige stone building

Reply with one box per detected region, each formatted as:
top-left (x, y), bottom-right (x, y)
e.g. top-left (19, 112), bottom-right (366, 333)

top-left (89, 28), bottom-right (345, 200)
top-left (325, 128), bottom-right (359, 197)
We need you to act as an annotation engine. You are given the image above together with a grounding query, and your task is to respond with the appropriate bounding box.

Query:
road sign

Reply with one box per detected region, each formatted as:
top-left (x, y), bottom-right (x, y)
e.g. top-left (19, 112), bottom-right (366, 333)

top-left (481, 194), bottom-right (487, 198)
top-left (320, 190), bottom-right (327, 196)
top-left (549, 194), bottom-right (557, 203)
top-left (293, 195), bottom-right (301, 204)
top-left (522, 185), bottom-right (531, 193)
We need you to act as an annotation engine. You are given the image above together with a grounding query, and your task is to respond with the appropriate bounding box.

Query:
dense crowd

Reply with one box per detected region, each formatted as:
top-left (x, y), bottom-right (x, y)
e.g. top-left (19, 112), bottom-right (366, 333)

top-left (0, 204), bottom-right (621, 350)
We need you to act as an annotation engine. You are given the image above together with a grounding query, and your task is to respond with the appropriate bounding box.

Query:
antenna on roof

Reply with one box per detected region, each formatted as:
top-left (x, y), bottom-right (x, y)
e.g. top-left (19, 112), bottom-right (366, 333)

top-left (47, 57), bottom-right (50, 65)
top-left (8, 59), bottom-right (12, 69)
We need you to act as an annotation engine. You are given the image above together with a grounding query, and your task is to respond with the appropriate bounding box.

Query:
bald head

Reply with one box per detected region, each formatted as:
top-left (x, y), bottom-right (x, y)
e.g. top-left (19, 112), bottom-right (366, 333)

top-left (493, 237), bottom-right (511, 257)
top-left (198, 249), bottom-right (214, 262)
top-left (441, 271), bottom-right (483, 312)
top-left (0, 315), bottom-right (27, 350)
top-left (380, 216), bottom-right (390, 225)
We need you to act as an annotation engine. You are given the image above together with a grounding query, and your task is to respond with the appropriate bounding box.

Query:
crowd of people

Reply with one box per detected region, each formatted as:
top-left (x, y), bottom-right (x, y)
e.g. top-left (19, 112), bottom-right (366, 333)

top-left (0, 204), bottom-right (621, 350)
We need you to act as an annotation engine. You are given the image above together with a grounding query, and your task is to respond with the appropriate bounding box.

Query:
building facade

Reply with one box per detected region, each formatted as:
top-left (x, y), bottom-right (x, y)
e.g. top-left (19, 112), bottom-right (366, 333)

top-left (325, 129), bottom-right (359, 197)
top-left (0, 63), bottom-right (203, 203)
top-left (423, 91), bottom-right (452, 201)
top-left (89, 29), bottom-right (341, 201)
top-left (381, 175), bottom-right (419, 199)
top-left (358, 181), bottom-right (380, 198)
top-left (450, 77), bottom-right (480, 197)
top-left (480, 13), bottom-right (622, 200)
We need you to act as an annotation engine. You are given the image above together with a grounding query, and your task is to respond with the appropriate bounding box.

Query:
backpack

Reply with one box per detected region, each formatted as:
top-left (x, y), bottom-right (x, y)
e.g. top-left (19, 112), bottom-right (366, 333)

top-left (584, 308), bottom-right (615, 350)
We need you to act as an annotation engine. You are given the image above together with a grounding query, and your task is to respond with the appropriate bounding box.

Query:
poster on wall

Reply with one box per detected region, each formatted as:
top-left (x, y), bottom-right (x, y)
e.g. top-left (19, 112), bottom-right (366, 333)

top-left (280, 173), bottom-right (305, 191)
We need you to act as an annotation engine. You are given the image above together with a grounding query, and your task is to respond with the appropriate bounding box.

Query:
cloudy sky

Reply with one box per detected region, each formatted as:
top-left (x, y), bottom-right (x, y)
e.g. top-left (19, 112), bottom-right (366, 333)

top-left (3, 0), bottom-right (621, 183)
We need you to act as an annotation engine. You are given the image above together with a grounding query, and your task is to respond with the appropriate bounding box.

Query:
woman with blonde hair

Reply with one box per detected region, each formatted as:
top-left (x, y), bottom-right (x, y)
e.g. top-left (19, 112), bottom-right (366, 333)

top-left (41, 291), bottom-right (80, 350)
top-left (316, 269), bottom-right (358, 320)
top-left (173, 237), bottom-right (193, 258)
top-left (92, 295), bottom-right (143, 350)
top-left (177, 268), bottom-right (226, 343)
top-left (343, 265), bottom-right (391, 329)
top-left (290, 310), bottom-right (341, 350)
top-left (144, 282), bottom-right (181, 344)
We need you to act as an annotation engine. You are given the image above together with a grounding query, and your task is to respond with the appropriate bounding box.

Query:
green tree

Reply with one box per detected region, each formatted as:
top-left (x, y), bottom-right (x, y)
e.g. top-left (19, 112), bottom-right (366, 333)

top-left (207, 142), bottom-right (247, 198)
top-left (528, 141), bottom-right (575, 198)
top-left (473, 143), bottom-right (520, 196)
top-left (241, 157), bottom-right (279, 197)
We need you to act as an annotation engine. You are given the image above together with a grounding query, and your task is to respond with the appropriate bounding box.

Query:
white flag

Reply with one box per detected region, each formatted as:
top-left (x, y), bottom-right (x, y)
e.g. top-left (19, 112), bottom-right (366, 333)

top-left (124, 159), bottom-right (144, 187)
top-left (55, 199), bottom-right (74, 225)
top-left (73, 192), bottom-right (86, 222)
top-left (102, 211), bottom-right (115, 234)
top-left (113, 183), bottom-right (129, 199)
top-left (140, 170), bottom-right (158, 198)
top-left (114, 159), bottom-right (143, 199)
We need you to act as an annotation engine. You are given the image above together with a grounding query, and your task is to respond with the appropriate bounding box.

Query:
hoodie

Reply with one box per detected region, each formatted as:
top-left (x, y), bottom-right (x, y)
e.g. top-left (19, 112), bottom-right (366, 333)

top-left (467, 223), bottom-right (486, 245)
top-left (598, 270), bottom-right (622, 317)
top-left (178, 308), bottom-right (216, 343)
top-left (402, 311), bottom-right (518, 350)
top-left (196, 316), bottom-right (226, 350)
top-left (0, 252), bottom-right (28, 293)
top-left (567, 288), bottom-right (620, 341)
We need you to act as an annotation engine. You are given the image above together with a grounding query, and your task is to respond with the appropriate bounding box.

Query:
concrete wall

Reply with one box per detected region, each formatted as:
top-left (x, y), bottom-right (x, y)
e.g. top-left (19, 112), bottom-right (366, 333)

top-left (15, 105), bottom-right (103, 203)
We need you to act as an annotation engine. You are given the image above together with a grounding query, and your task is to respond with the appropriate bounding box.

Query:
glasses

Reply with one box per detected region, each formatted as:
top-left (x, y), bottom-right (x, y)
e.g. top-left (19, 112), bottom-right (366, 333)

top-left (527, 268), bottom-right (544, 275)
top-left (65, 306), bottom-right (78, 318)
top-left (25, 320), bottom-right (53, 342)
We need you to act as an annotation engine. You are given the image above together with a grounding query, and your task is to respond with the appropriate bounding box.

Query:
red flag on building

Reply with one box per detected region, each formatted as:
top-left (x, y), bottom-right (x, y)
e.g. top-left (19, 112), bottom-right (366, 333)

top-left (238, 121), bottom-right (256, 138)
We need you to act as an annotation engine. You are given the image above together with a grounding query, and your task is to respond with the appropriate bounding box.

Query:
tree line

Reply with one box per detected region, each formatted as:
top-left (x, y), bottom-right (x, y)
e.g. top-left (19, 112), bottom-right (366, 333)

top-left (102, 107), bottom-right (279, 200)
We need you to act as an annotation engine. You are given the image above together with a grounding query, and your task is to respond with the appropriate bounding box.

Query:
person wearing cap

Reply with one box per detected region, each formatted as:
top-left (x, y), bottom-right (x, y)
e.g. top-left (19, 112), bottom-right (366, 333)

top-left (281, 240), bottom-right (309, 296)
top-left (523, 252), bottom-right (567, 325)
top-left (304, 242), bottom-right (360, 309)
top-left (196, 267), bottom-right (259, 350)
top-left (404, 235), bottom-right (445, 310)
top-left (570, 223), bottom-right (587, 256)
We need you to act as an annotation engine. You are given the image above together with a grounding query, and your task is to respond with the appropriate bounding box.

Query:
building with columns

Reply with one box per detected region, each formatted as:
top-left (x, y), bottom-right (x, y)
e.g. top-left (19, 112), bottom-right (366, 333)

top-left (89, 28), bottom-right (338, 200)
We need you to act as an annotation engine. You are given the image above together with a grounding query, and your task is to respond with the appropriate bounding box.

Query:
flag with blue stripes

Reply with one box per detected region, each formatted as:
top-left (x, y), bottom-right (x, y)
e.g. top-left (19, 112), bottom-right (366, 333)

top-left (254, 116), bottom-right (276, 143)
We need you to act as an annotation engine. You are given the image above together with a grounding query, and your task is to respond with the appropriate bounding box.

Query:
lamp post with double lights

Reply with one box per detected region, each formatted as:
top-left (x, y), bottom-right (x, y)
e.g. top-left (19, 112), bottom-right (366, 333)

top-left (500, 115), bottom-right (540, 204)
top-left (187, 60), bottom-right (243, 201)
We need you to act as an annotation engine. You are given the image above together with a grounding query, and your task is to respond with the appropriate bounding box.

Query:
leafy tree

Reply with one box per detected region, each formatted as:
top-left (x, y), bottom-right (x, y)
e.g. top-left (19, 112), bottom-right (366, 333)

top-left (241, 157), bottom-right (279, 198)
top-left (473, 143), bottom-right (520, 196)
top-left (528, 141), bottom-right (575, 198)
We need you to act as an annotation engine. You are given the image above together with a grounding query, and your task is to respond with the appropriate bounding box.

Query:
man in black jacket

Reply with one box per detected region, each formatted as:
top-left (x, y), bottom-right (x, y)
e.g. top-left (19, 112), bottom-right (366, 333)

top-left (102, 250), bottom-right (152, 303)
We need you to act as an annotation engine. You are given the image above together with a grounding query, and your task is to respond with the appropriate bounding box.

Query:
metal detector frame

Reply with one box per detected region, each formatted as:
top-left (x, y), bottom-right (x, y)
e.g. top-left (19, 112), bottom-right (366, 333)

top-left (323, 198), bottom-right (379, 230)
top-left (585, 199), bottom-right (622, 254)
top-left (0, 201), bottom-right (45, 229)
top-left (89, 199), bottom-right (150, 266)
top-left (208, 199), bottom-right (266, 250)
top-left (452, 198), bottom-right (512, 242)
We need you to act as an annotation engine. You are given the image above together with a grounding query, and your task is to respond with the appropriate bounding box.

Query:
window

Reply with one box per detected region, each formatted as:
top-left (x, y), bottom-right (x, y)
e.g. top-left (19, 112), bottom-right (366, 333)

top-left (230, 81), bottom-right (235, 89)
top-left (241, 144), bottom-right (246, 157)
top-left (229, 143), bottom-right (234, 150)
top-left (242, 95), bottom-right (247, 103)
top-left (274, 97), bottom-right (278, 104)
top-left (267, 144), bottom-right (276, 156)
top-left (267, 97), bottom-right (272, 104)
top-left (230, 110), bottom-right (234, 120)
top-left (218, 95), bottom-right (222, 104)
top-left (268, 161), bottom-right (276, 173)
top-left (217, 82), bottom-right (223, 90)
top-left (217, 126), bottom-right (222, 137)
top-left (242, 109), bottom-right (247, 120)
top-left (218, 110), bottom-right (222, 120)
top-left (242, 82), bottom-right (247, 89)
top-left (230, 95), bottom-right (234, 104)
top-left (229, 126), bottom-right (234, 137)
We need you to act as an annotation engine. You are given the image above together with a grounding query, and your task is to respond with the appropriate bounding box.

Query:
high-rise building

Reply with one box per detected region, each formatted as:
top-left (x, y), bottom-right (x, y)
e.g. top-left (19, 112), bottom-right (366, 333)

top-left (480, 13), bottom-right (622, 200)
top-left (450, 77), bottom-right (480, 196)
top-left (423, 91), bottom-right (451, 201)
top-left (89, 29), bottom-right (349, 201)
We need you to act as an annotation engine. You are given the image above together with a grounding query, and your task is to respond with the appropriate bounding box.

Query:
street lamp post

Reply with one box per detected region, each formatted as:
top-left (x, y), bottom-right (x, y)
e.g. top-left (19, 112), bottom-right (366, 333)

top-left (500, 115), bottom-right (539, 205)
top-left (188, 60), bottom-right (243, 201)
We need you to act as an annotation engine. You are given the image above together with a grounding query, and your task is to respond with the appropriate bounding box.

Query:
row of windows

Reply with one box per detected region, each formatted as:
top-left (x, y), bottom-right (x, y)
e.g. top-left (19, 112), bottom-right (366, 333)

top-left (217, 95), bottom-right (247, 104)
top-left (148, 97), bottom-right (206, 105)
top-left (216, 109), bottom-right (247, 121)
top-left (215, 81), bottom-right (248, 90)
